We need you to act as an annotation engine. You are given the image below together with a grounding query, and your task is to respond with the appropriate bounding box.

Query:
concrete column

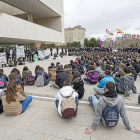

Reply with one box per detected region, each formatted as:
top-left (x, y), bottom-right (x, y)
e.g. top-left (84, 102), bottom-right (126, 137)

top-left (28, 12), bottom-right (33, 22)
top-left (30, 43), bottom-right (35, 49)
top-left (41, 43), bottom-right (45, 49)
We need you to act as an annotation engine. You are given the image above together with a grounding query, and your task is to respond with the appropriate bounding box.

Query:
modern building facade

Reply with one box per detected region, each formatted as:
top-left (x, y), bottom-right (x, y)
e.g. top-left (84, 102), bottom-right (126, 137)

top-left (65, 25), bottom-right (86, 47)
top-left (0, 0), bottom-right (64, 47)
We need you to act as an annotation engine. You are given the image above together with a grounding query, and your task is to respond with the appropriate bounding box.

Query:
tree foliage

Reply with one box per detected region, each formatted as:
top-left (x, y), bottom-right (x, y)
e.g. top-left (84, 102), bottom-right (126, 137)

top-left (84, 38), bottom-right (99, 48)
top-left (66, 41), bottom-right (81, 48)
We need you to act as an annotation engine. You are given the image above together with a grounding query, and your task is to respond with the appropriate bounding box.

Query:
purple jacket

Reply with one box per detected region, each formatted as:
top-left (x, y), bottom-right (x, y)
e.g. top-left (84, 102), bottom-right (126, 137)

top-left (87, 70), bottom-right (98, 82)
top-left (35, 70), bottom-right (49, 83)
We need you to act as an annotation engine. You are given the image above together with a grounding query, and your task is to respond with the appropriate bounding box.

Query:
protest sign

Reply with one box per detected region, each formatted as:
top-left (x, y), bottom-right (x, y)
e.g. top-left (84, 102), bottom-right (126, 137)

top-left (0, 53), bottom-right (7, 64)
top-left (16, 45), bottom-right (25, 58)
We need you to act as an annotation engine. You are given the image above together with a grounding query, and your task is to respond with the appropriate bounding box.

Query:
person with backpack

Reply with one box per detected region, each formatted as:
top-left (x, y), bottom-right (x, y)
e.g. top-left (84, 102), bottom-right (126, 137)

top-left (94, 70), bottom-right (115, 95)
top-left (2, 82), bottom-right (32, 116)
top-left (85, 81), bottom-right (140, 134)
top-left (84, 66), bottom-right (98, 85)
top-left (115, 67), bottom-right (138, 99)
top-left (35, 67), bottom-right (50, 87)
top-left (22, 66), bottom-right (35, 86)
top-left (11, 68), bottom-right (22, 84)
top-left (55, 81), bottom-right (78, 118)
top-left (0, 69), bottom-right (8, 88)
top-left (52, 65), bottom-right (67, 89)
top-left (72, 72), bottom-right (84, 99)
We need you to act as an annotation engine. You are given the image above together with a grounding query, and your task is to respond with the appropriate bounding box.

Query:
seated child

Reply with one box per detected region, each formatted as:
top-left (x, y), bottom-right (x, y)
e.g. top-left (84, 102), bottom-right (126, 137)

top-left (2, 82), bottom-right (32, 116)
top-left (55, 81), bottom-right (78, 118)
top-left (85, 81), bottom-right (140, 135)
top-left (8, 57), bottom-right (14, 67)
top-left (84, 66), bottom-right (98, 85)
top-left (17, 57), bottom-right (25, 65)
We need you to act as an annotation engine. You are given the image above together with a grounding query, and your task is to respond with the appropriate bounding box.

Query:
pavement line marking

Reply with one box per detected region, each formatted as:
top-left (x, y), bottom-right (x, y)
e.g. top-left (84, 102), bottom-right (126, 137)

top-left (31, 95), bottom-right (140, 109)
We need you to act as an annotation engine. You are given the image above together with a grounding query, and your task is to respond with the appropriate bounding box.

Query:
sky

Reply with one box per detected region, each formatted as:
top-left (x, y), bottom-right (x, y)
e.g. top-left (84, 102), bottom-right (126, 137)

top-left (64, 0), bottom-right (140, 40)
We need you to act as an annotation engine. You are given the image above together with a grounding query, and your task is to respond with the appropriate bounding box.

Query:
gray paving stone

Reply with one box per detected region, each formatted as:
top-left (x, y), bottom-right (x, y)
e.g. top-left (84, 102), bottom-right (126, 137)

top-left (44, 136), bottom-right (66, 140)
top-left (28, 119), bottom-right (62, 136)
top-left (12, 116), bottom-right (37, 130)
top-left (57, 123), bottom-right (91, 140)
top-left (74, 114), bottom-right (93, 126)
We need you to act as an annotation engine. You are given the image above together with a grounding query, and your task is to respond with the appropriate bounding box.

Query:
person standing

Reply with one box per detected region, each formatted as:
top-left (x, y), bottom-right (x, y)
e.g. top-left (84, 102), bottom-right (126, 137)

top-left (6, 48), bottom-right (10, 64)
top-left (12, 47), bottom-right (16, 66)
top-left (56, 47), bottom-right (59, 55)
top-left (50, 47), bottom-right (53, 56)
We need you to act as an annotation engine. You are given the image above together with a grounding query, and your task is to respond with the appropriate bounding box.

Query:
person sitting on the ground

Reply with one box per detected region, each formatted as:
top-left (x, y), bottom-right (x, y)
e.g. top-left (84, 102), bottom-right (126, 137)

top-left (84, 66), bottom-right (98, 85)
top-left (17, 57), bottom-right (25, 65)
top-left (8, 74), bottom-right (25, 96)
top-left (22, 66), bottom-right (34, 85)
top-left (94, 70), bottom-right (115, 95)
top-left (64, 64), bottom-right (73, 83)
top-left (35, 65), bottom-right (40, 75)
top-left (35, 67), bottom-right (50, 86)
top-left (115, 67), bottom-right (138, 99)
top-left (53, 52), bottom-right (57, 59)
top-left (72, 72), bottom-right (84, 99)
top-left (2, 82), bottom-right (32, 116)
top-left (95, 61), bottom-right (103, 80)
top-left (55, 81), bottom-right (78, 118)
top-left (126, 62), bottom-right (137, 81)
top-left (48, 66), bottom-right (57, 82)
top-left (71, 63), bottom-right (78, 75)
top-left (8, 57), bottom-right (14, 67)
top-left (85, 81), bottom-right (140, 135)
top-left (10, 68), bottom-right (22, 84)
top-left (132, 58), bottom-right (139, 73)
top-left (0, 69), bottom-right (8, 88)
top-left (48, 62), bottom-right (57, 70)
top-left (52, 65), bottom-right (67, 89)
top-left (114, 63), bottom-right (126, 79)
top-left (79, 61), bottom-right (86, 75)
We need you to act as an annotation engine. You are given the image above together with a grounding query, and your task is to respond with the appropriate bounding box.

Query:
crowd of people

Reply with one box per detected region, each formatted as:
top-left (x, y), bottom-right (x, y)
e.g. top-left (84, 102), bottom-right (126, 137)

top-left (0, 46), bottom-right (140, 135)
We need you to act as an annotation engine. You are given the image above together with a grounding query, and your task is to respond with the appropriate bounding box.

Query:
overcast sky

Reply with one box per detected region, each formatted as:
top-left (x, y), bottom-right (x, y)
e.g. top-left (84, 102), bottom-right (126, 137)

top-left (64, 0), bottom-right (140, 40)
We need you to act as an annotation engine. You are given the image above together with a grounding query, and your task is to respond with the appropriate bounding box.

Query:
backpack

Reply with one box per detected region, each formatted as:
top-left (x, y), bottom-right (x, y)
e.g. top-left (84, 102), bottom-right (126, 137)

top-left (0, 75), bottom-right (6, 88)
top-left (26, 72), bottom-right (35, 86)
top-left (60, 91), bottom-right (77, 119)
top-left (102, 104), bottom-right (119, 127)
top-left (87, 71), bottom-right (98, 83)
top-left (36, 72), bottom-right (44, 87)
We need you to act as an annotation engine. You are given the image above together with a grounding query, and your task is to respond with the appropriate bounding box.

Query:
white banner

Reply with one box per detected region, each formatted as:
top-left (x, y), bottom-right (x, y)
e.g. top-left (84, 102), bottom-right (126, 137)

top-left (38, 50), bottom-right (45, 59)
top-left (44, 49), bottom-right (50, 57)
top-left (16, 45), bottom-right (25, 58)
top-left (0, 53), bottom-right (7, 64)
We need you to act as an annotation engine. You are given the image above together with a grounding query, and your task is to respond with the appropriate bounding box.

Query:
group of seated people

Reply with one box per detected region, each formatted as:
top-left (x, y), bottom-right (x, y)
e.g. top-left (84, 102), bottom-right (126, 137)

top-left (0, 50), bottom-right (140, 135)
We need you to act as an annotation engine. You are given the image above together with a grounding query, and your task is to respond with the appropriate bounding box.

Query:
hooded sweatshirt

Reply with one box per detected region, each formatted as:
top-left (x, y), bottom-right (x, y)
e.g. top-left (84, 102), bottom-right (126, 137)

top-left (55, 86), bottom-right (78, 116)
top-left (91, 95), bottom-right (132, 131)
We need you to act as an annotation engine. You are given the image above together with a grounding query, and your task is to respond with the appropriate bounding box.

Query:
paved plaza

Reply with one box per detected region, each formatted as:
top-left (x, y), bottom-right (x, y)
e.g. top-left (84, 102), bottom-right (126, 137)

top-left (0, 56), bottom-right (140, 140)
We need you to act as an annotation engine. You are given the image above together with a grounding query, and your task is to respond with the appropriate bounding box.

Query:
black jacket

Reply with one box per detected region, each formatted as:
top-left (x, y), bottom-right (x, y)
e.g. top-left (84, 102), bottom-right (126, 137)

top-left (73, 79), bottom-right (84, 99)
top-left (132, 63), bottom-right (139, 73)
top-left (55, 71), bottom-right (67, 88)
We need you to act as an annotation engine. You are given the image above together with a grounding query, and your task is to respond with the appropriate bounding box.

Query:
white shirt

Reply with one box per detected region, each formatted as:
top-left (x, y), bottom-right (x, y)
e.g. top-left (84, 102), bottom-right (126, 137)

top-left (55, 86), bottom-right (78, 116)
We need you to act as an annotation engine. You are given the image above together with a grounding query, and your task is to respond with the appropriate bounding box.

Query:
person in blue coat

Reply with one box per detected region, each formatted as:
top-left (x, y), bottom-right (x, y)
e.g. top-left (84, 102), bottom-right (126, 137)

top-left (94, 70), bottom-right (115, 95)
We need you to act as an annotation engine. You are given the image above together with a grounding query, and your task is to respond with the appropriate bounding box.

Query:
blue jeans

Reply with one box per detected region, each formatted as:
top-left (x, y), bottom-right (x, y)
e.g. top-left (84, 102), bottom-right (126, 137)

top-left (55, 97), bottom-right (79, 108)
top-left (84, 78), bottom-right (97, 85)
top-left (21, 96), bottom-right (32, 113)
top-left (29, 55), bottom-right (32, 62)
top-left (88, 96), bottom-right (98, 111)
top-left (44, 78), bottom-right (51, 86)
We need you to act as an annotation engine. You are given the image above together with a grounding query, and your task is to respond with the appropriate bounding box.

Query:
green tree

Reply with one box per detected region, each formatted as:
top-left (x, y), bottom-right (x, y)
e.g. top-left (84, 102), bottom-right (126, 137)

top-left (84, 38), bottom-right (89, 47)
